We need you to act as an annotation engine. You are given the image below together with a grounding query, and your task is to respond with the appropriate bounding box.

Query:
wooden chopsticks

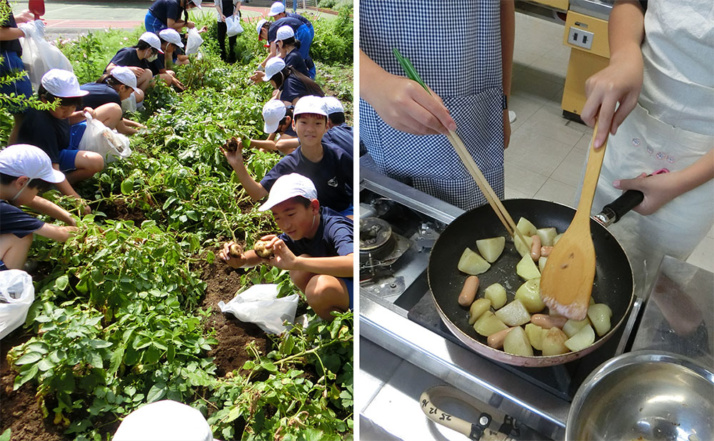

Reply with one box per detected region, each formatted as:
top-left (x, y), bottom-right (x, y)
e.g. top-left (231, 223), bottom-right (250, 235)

top-left (445, 130), bottom-right (529, 246)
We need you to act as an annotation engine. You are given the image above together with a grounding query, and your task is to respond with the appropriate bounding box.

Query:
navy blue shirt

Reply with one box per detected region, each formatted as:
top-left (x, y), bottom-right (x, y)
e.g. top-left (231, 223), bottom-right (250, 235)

top-left (283, 50), bottom-right (309, 77)
top-left (107, 47), bottom-right (150, 72)
top-left (323, 124), bottom-right (353, 157)
top-left (267, 17), bottom-right (303, 43)
top-left (0, 2), bottom-right (22, 55)
top-left (280, 75), bottom-right (310, 104)
top-left (286, 12), bottom-right (311, 28)
top-left (17, 108), bottom-right (70, 164)
top-left (261, 142), bottom-right (353, 213)
top-left (80, 83), bottom-right (121, 109)
top-left (279, 206), bottom-right (353, 258)
top-left (0, 201), bottom-right (45, 237)
top-left (148, 0), bottom-right (184, 24)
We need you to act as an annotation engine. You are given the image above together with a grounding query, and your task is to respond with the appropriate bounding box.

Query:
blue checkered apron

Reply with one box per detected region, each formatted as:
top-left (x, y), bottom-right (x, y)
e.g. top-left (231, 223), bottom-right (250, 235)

top-left (360, 0), bottom-right (504, 210)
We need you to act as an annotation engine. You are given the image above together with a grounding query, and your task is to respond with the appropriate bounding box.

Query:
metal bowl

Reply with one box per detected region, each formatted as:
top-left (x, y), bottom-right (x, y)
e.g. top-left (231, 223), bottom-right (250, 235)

top-left (566, 351), bottom-right (714, 441)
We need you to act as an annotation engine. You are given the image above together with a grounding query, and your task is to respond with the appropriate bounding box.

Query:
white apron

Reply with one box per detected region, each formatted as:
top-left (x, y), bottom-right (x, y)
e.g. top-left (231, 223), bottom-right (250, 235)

top-left (590, 0), bottom-right (714, 299)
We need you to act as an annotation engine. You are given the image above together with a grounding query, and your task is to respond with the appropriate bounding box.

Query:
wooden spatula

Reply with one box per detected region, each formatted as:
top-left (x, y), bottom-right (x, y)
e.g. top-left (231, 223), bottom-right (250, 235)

top-left (540, 124), bottom-right (607, 320)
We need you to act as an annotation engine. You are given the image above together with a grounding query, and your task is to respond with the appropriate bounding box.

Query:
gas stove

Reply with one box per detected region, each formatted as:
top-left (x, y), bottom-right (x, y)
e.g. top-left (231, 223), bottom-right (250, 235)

top-left (358, 162), bottom-right (644, 440)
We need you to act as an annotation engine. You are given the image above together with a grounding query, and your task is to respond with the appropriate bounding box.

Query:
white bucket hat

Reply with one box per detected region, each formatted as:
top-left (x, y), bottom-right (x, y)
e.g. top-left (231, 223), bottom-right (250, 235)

top-left (275, 25), bottom-right (294, 41)
top-left (263, 57), bottom-right (286, 82)
top-left (294, 95), bottom-right (327, 117)
top-left (109, 66), bottom-right (141, 94)
top-left (259, 173), bottom-right (317, 211)
top-left (159, 28), bottom-right (184, 49)
top-left (190, 0), bottom-right (202, 9)
top-left (112, 400), bottom-right (212, 441)
top-left (41, 69), bottom-right (89, 98)
top-left (0, 145), bottom-right (65, 183)
top-left (139, 32), bottom-right (164, 54)
top-left (268, 1), bottom-right (285, 17)
top-left (262, 100), bottom-right (287, 134)
top-left (322, 96), bottom-right (344, 115)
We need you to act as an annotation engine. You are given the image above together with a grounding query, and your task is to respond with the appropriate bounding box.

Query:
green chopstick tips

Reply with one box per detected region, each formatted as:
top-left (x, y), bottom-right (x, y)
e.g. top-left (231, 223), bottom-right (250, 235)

top-left (393, 48), bottom-right (431, 94)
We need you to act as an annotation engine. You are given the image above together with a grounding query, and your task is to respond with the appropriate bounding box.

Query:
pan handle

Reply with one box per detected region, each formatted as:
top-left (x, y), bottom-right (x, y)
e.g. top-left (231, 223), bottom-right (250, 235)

top-left (419, 386), bottom-right (514, 441)
top-left (594, 169), bottom-right (669, 227)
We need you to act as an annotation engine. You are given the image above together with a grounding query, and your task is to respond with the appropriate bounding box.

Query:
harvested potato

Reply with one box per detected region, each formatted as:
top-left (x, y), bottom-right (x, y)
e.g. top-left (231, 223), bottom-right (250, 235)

top-left (484, 283), bottom-right (507, 309)
top-left (563, 318), bottom-right (590, 338)
top-left (476, 236), bottom-right (506, 263)
top-left (253, 239), bottom-right (274, 258)
top-left (228, 243), bottom-right (243, 258)
top-left (516, 217), bottom-right (537, 237)
top-left (536, 227), bottom-right (557, 247)
top-left (541, 327), bottom-right (569, 356)
top-left (515, 278), bottom-right (545, 313)
top-left (525, 323), bottom-right (545, 351)
top-left (564, 323), bottom-right (596, 352)
top-left (516, 253), bottom-right (541, 280)
top-left (503, 326), bottom-right (534, 357)
top-left (538, 256), bottom-right (548, 272)
top-left (468, 298), bottom-right (492, 325)
top-left (474, 311), bottom-right (509, 337)
top-left (494, 300), bottom-right (531, 327)
top-left (458, 276), bottom-right (480, 307)
top-left (222, 137), bottom-right (240, 153)
top-left (457, 248), bottom-right (491, 275)
top-left (587, 303), bottom-right (613, 336)
top-left (514, 234), bottom-right (533, 258)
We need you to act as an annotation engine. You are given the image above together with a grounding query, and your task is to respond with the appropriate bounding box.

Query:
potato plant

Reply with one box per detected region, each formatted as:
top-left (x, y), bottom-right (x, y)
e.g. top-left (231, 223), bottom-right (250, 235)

top-left (2, 10), bottom-right (353, 441)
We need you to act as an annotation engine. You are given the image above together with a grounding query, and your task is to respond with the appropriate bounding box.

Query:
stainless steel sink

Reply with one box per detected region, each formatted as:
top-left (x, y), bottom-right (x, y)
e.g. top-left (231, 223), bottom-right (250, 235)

top-left (569, 0), bottom-right (614, 20)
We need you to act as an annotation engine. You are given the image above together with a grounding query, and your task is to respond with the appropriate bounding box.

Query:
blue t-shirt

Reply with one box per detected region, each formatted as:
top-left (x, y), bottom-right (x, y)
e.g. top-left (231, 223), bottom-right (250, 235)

top-left (261, 143), bottom-right (353, 213)
top-left (283, 50), bottom-right (309, 78)
top-left (107, 47), bottom-right (150, 72)
top-left (17, 108), bottom-right (70, 164)
top-left (80, 83), bottom-right (121, 109)
top-left (0, 201), bottom-right (44, 237)
top-left (323, 124), bottom-right (353, 157)
top-left (267, 17), bottom-right (303, 43)
top-left (280, 75), bottom-right (310, 104)
top-left (279, 206), bottom-right (353, 258)
top-left (148, 0), bottom-right (184, 24)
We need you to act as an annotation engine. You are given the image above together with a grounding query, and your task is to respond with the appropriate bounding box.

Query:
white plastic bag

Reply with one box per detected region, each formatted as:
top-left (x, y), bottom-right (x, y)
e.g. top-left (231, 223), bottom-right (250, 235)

top-left (19, 20), bottom-right (74, 91)
top-left (225, 15), bottom-right (244, 37)
top-left (185, 28), bottom-right (204, 55)
top-left (0, 270), bottom-right (35, 340)
top-left (218, 284), bottom-right (298, 334)
top-left (78, 113), bottom-right (132, 163)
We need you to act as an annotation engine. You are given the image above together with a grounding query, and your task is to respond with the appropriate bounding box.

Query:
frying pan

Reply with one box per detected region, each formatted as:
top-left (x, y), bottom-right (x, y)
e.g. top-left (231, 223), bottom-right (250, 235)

top-left (427, 198), bottom-right (635, 367)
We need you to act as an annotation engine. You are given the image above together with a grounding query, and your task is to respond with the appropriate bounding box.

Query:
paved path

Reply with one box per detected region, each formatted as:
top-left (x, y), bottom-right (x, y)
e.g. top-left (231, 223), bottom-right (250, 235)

top-left (11, 0), bottom-right (336, 40)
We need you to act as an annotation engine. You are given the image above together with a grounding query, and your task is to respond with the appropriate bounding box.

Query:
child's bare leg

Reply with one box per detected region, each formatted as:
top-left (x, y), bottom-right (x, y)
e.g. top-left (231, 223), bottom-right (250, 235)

top-left (94, 103), bottom-right (122, 130)
top-left (66, 151), bottom-right (104, 184)
top-left (0, 234), bottom-right (33, 270)
top-left (304, 275), bottom-right (350, 321)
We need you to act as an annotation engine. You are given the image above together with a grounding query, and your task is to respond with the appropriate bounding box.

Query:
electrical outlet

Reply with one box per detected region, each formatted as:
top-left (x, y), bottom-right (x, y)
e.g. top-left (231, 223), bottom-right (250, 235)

top-left (567, 27), bottom-right (594, 50)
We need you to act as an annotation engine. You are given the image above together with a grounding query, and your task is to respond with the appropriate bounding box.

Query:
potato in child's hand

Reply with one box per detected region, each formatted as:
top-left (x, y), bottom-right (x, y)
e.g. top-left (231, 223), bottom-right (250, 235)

top-left (228, 243), bottom-right (243, 258)
top-left (222, 137), bottom-right (240, 153)
top-left (253, 239), bottom-right (274, 258)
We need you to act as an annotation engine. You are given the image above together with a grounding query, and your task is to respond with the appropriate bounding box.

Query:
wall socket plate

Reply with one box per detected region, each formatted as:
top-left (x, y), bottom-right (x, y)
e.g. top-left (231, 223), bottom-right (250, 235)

top-left (567, 26), bottom-right (594, 50)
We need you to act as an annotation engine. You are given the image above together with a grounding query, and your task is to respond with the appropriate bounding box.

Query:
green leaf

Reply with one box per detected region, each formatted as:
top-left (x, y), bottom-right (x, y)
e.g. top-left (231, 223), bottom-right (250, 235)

top-left (147, 383), bottom-right (167, 403)
top-left (13, 364), bottom-right (38, 390)
top-left (54, 275), bottom-right (69, 291)
top-left (120, 178), bottom-right (134, 195)
top-left (0, 428), bottom-right (11, 441)
top-left (15, 352), bottom-right (43, 366)
top-left (260, 361), bottom-right (278, 373)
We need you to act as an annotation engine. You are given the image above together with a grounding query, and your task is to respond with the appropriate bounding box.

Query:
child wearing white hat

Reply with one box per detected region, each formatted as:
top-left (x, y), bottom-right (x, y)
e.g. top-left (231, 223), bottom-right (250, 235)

top-left (150, 28), bottom-right (189, 92)
top-left (252, 57), bottom-right (323, 107)
top-left (256, 10), bottom-right (315, 79)
top-left (229, 100), bottom-right (300, 155)
top-left (104, 32), bottom-right (165, 92)
top-left (0, 145), bottom-right (77, 271)
top-left (321, 96), bottom-right (353, 156)
top-left (220, 95), bottom-right (353, 218)
top-left (274, 25), bottom-right (309, 78)
top-left (113, 400), bottom-right (213, 441)
top-left (265, 1), bottom-right (315, 78)
top-left (80, 66), bottom-right (146, 135)
top-left (219, 172), bottom-right (353, 321)
top-left (15, 69), bottom-right (107, 214)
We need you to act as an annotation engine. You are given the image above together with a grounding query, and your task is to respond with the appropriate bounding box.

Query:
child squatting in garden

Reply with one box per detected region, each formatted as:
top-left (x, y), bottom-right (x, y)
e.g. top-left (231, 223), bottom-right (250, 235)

top-left (0, 145), bottom-right (77, 271)
top-left (219, 173), bottom-right (353, 321)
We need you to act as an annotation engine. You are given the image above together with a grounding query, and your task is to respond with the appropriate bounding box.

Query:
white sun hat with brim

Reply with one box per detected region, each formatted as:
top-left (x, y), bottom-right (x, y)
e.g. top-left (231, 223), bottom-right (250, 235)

top-left (322, 96), bottom-right (344, 115)
top-left (0, 145), bottom-right (65, 184)
top-left (41, 69), bottom-right (89, 98)
top-left (159, 28), bottom-right (184, 49)
top-left (112, 400), bottom-right (212, 441)
top-left (268, 1), bottom-right (285, 16)
top-left (293, 95), bottom-right (327, 117)
top-left (109, 66), bottom-right (142, 94)
top-left (190, 0), bottom-right (202, 9)
top-left (262, 100), bottom-right (287, 134)
top-left (259, 173), bottom-right (317, 211)
top-left (256, 19), bottom-right (268, 39)
top-left (275, 25), bottom-right (294, 41)
top-left (263, 57), bottom-right (286, 82)
top-left (139, 32), bottom-right (164, 54)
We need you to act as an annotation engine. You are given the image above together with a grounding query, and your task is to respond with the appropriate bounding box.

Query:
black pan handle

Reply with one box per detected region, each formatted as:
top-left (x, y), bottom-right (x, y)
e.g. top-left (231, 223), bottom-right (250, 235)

top-left (600, 189), bottom-right (644, 224)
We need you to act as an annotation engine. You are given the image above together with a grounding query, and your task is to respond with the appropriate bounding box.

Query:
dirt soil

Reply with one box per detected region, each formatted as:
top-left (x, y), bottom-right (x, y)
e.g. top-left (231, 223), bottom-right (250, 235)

top-left (0, 244), bottom-right (270, 440)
